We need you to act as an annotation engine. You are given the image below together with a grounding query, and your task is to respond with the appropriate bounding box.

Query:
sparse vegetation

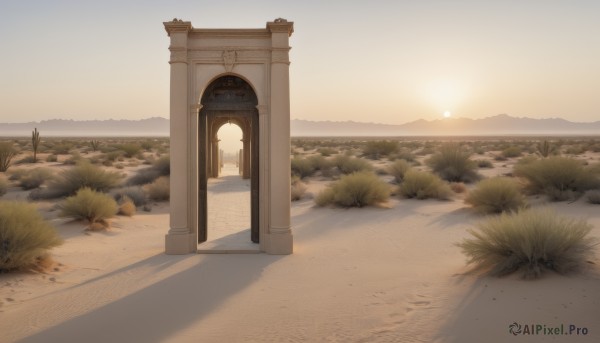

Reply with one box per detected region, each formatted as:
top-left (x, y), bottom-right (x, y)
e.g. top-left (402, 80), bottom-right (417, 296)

top-left (514, 156), bottom-right (599, 201)
top-left (465, 177), bottom-right (525, 214)
top-left (476, 159), bottom-right (493, 168)
top-left (0, 142), bottom-right (17, 172)
top-left (315, 171), bottom-right (389, 207)
top-left (118, 143), bottom-right (142, 158)
top-left (457, 209), bottom-right (598, 279)
top-left (0, 201), bottom-right (63, 272)
top-left (46, 154), bottom-right (58, 162)
top-left (536, 140), bottom-right (557, 158)
top-left (291, 177), bottom-right (307, 201)
top-left (333, 155), bottom-right (372, 175)
top-left (387, 159), bottom-right (411, 183)
top-left (0, 176), bottom-right (8, 196)
top-left (59, 187), bottom-right (118, 226)
top-left (291, 156), bottom-right (315, 178)
top-left (586, 190), bottom-right (600, 204)
top-left (113, 186), bottom-right (147, 206)
top-left (31, 161), bottom-right (122, 199)
top-left (90, 140), bottom-right (101, 152)
top-left (501, 146), bottom-right (522, 158)
top-left (399, 169), bottom-right (452, 200)
top-left (19, 168), bottom-right (54, 190)
top-left (146, 176), bottom-right (170, 201)
top-left (427, 143), bottom-right (478, 183)
top-left (118, 196), bottom-right (136, 216)
top-left (363, 140), bottom-right (399, 159)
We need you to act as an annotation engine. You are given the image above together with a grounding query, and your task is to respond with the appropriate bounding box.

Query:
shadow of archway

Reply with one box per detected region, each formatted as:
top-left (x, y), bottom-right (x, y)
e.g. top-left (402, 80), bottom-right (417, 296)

top-left (18, 253), bottom-right (284, 343)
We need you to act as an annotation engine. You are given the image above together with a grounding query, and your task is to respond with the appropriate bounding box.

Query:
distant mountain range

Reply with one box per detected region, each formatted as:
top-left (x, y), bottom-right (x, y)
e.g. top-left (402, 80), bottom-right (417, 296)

top-left (0, 114), bottom-right (599, 137)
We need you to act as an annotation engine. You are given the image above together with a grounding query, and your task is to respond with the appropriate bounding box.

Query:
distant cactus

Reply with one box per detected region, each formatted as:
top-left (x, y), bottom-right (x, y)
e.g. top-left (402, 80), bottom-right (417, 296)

top-left (536, 140), bottom-right (556, 158)
top-left (0, 142), bottom-right (17, 172)
top-left (32, 128), bottom-right (40, 163)
top-left (90, 140), bottom-right (101, 152)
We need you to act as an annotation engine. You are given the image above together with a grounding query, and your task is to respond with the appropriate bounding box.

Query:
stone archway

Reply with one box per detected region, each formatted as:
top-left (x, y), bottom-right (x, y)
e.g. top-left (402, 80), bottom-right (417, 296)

top-left (163, 18), bottom-right (294, 255)
top-left (198, 75), bottom-right (259, 244)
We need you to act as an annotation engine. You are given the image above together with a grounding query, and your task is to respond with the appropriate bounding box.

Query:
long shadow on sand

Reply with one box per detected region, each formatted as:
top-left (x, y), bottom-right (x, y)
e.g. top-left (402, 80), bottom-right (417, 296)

top-left (18, 252), bottom-right (284, 343)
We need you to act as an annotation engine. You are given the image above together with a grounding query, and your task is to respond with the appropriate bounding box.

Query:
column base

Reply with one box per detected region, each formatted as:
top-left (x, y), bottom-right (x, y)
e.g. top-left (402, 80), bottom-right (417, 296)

top-left (165, 232), bottom-right (196, 255)
top-left (265, 232), bottom-right (293, 255)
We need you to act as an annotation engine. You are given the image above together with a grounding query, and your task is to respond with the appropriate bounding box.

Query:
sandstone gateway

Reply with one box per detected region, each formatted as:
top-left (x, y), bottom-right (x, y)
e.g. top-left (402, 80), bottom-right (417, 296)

top-left (164, 18), bottom-right (294, 255)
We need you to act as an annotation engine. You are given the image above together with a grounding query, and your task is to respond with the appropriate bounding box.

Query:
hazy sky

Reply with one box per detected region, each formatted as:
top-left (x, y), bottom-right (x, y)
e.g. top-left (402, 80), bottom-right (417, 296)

top-left (1, 0), bottom-right (599, 126)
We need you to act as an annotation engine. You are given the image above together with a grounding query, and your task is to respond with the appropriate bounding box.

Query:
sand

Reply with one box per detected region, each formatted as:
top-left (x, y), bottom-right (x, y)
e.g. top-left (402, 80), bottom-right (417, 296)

top-left (1, 153), bottom-right (599, 342)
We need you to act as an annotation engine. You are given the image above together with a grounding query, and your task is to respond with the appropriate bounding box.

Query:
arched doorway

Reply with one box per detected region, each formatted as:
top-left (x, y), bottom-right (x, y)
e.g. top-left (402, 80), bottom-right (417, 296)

top-left (198, 75), bottom-right (259, 244)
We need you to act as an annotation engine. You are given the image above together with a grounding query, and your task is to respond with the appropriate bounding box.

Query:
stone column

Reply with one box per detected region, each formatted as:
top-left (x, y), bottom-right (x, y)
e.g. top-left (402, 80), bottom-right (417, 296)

top-left (266, 19), bottom-right (294, 254)
top-left (242, 136), bottom-right (250, 179)
top-left (164, 20), bottom-right (195, 254)
top-left (238, 148), bottom-right (243, 175)
top-left (212, 138), bottom-right (220, 178)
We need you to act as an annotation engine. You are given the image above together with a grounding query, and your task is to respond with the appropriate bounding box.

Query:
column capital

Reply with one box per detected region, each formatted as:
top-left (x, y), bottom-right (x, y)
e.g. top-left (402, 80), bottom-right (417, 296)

top-left (267, 18), bottom-right (294, 37)
top-left (164, 19), bottom-right (192, 36)
top-left (256, 105), bottom-right (269, 116)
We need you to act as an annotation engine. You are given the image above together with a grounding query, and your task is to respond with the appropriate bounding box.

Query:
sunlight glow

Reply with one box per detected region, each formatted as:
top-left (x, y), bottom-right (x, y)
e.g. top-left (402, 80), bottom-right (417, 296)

top-left (443, 111), bottom-right (452, 118)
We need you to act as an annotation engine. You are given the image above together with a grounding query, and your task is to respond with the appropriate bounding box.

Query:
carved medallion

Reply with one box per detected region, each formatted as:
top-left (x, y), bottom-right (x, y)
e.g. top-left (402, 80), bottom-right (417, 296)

top-left (223, 50), bottom-right (237, 72)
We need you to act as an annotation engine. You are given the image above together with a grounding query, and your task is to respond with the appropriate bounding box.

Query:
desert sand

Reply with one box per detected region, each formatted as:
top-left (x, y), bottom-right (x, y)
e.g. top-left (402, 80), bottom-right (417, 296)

top-left (1, 144), bottom-right (599, 343)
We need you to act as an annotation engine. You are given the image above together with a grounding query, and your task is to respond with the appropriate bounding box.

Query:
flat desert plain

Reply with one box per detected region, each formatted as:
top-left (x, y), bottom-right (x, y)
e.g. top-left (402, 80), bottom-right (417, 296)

top-left (0, 137), bottom-right (599, 343)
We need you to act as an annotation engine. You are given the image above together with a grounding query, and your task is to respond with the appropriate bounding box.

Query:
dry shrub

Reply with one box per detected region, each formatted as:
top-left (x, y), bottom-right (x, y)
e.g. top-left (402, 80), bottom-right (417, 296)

top-left (113, 186), bottom-right (147, 206)
top-left (363, 140), bottom-right (399, 159)
top-left (387, 159), bottom-right (411, 183)
top-left (127, 155), bottom-right (170, 186)
top-left (0, 201), bottom-right (63, 272)
top-left (502, 146), bottom-right (522, 158)
top-left (19, 168), bottom-right (54, 190)
top-left (514, 156), bottom-right (599, 201)
top-left (427, 143), bottom-right (478, 183)
top-left (291, 177), bottom-right (307, 201)
top-left (118, 143), bottom-right (142, 158)
top-left (291, 156), bottom-right (316, 178)
top-left (46, 154), bottom-right (58, 162)
top-left (0, 142), bottom-right (18, 172)
top-left (118, 196), bottom-right (136, 216)
top-left (450, 182), bottom-right (467, 194)
top-left (333, 155), bottom-right (372, 175)
top-left (457, 209), bottom-right (597, 279)
top-left (0, 176), bottom-right (8, 196)
top-left (31, 161), bottom-right (122, 199)
top-left (586, 190), bottom-right (600, 204)
top-left (399, 169), bottom-right (451, 200)
top-left (146, 176), bottom-right (170, 201)
top-left (465, 177), bottom-right (525, 214)
top-left (476, 159), bottom-right (493, 168)
top-left (59, 187), bottom-right (118, 225)
top-left (315, 172), bottom-right (389, 207)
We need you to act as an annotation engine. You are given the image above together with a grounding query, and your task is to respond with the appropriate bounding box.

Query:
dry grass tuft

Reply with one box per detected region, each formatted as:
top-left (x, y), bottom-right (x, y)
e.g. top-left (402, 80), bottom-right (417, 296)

top-left (457, 208), bottom-right (597, 279)
top-left (465, 177), bottom-right (525, 214)
top-left (315, 172), bottom-right (389, 207)
top-left (0, 201), bottom-right (63, 272)
top-left (399, 169), bottom-right (452, 200)
top-left (59, 187), bottom-right (118, 224)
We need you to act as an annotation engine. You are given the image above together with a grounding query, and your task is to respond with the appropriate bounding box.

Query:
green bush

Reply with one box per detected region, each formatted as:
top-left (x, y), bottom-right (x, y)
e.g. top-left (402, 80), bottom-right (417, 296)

top-left (315, 172), bottom-right (389, 207)
top-left (427, 143), bottom-right (478, 183)
top-left (0, 201), bottom-right (63, 272)
top-left (0, 176), bottom-right (7, 196)
top-left (399, 169), bottom-right (452, 200)
top-left (457, 209), bottom-right (598, 279)
top-left (19, 168), bottom-right (54, 190)
top-left (146, 176), bottom-right (170, 201)
top-left (59, 187), bottom-right (118, 224)
top-left (514, 156), bottom-right (599, 201)
top-left (333, 155), bottom-right (372, 174)
top-left (31, 161), bottom-right (122, 199)
top-left (363, 140), bottom-right (399, 159)
top-left (465, 177), bottom-right (525, 214)
top-left (291, 157), bottom-right (316, 178)
top-left (387, 159), bottom-right (411, 183)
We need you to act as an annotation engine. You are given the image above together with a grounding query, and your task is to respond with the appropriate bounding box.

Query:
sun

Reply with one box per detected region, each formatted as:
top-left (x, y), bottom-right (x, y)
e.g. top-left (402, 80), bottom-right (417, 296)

top-left (443, 111), bottom-right (452, 118)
